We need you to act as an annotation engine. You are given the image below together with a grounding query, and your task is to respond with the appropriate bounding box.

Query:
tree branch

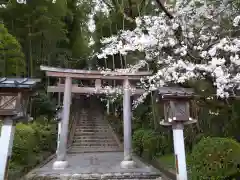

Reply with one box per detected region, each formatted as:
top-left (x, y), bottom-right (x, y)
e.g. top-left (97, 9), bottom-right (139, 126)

top-left (155, 0), bottom-right (173, 19)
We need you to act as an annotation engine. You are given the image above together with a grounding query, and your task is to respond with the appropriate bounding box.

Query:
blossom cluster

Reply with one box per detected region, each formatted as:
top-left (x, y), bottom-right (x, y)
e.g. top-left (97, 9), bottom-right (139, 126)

top-left (97, 0), bottom-right (240, 107)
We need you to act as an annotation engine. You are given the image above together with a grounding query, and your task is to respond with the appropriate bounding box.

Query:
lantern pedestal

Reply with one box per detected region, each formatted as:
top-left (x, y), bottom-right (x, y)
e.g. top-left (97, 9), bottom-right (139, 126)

top-left (0, 118), bottom-right (15, 180)
top-left (120, 160), bottom-right (136, 169)
top-left (172, 123), bottom-right (187, 180)
top-left (52, 160), bottom-right (69, 170)
top-left (160, 120), bottom-right (196, 180)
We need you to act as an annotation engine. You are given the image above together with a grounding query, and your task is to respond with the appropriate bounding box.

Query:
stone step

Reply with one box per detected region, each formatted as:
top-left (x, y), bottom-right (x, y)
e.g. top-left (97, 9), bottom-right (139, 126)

top-left (72, 143), bottom-right (119, 147)
top-left (77, 120), bottom-right (106, 123)
top-left (75, 129), bottom-right (110, 133)
top-left (70, 143), bottom-right (119, 147)
top-left (75, 128), bottom-right (110, 131)
top-left (75, 125), bottom-right (109, 129)
top-left (73, 136), bottom-right (113, 139)
top-left (68, 147), bottom-right (121, 153)
top-left (71, 144), bottom-right (119, 148)
top-left (73, 139), bottom-right (116, 143)
top-left (76, 122), bottom-right (108, 126)
top-left (73, 139), bottom-right (115, 143)
top-left (73, 132), bottom-right (113, 136)
top-left (72, 140), bottom-right (117, 143)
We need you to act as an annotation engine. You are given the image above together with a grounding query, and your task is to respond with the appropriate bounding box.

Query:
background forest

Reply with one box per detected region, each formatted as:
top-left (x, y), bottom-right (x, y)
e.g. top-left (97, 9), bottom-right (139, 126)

top-left (0, 0), bottom-right (240, 179)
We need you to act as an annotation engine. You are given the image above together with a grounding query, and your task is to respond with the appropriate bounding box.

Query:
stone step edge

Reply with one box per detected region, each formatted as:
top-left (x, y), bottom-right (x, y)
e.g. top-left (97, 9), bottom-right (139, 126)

top-left (68, 149), bottom-right (122, 152)
top-left (72, 140), bottom-right (116, 142)
top-left (68, 147), bottom-right (121, 150)
top-left (72, 141), bottom-right (117, 143)
top-left (26, 172), bottom-right (162, 180)
top-left (74, 131), bottom-right (111, 136)
top-left (68, 150), bottom-right (122, 153)
top-left (75, 126), bottom-right (110, 128)
top-left (73, 137), bottom-right (114, 139)
top-left (75, 129), bottom-right (110, 133)
top-left (70, 146), bottom-right (119, 148)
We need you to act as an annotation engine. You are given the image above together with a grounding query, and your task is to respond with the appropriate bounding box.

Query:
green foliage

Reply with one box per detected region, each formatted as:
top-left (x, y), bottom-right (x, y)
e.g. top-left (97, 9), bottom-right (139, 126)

top-left (188, 137), bottom-right (240, 180)
top-left (132, 128), bottom-right (145, 156)
top-left (32, 92), bottom-right (56, 118)
top-left (12, 123), bottom-right (37, 166)
top-left (0, 23), bottom-right (25, 76)
top-left (132, 128), bottom-right (173, 160)
top-left (9, 118), bottom-right (56, 178)
top-left (30, 118), bottom-right (57, 153)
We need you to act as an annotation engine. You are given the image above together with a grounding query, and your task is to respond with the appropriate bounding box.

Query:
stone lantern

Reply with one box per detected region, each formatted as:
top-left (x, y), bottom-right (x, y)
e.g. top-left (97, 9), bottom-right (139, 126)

top-left (159, 87), bottom-right (197, 126)
top-left (158, 87), bottom-right (196, 180)
top-left (0, 78), bottom-right (40, 180)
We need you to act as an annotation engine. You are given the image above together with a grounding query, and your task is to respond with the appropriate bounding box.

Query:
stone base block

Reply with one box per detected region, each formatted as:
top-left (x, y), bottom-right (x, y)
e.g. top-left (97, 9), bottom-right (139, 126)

top-left (120, 160), bottom-right (137, 169)
top-left (52, 160), bottom-right (69, 170)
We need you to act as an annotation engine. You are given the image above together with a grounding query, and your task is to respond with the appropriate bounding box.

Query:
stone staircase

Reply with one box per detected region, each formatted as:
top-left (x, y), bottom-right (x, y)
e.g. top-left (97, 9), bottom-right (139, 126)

top-left (68, 108), bottom-right (122, 153)
top-left (24, 99), bottom-right (164, 180)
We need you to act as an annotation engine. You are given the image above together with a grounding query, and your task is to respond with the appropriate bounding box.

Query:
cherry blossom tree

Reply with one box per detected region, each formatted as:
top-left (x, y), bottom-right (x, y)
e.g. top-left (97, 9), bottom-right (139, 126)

top-left (96, 0), bottom-right (240, 106)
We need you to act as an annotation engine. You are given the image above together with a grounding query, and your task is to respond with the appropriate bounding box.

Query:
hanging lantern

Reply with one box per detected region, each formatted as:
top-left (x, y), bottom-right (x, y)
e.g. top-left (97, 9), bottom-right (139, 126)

top-left (158, 87), bottom-right (197, 126)
top-left (0, 78), bottom-right (40, 121)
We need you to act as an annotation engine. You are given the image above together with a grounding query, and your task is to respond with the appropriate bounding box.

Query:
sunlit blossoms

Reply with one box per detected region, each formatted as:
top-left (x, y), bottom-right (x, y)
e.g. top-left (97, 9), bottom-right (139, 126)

top-left (97, 0), bottom-right (240, 106)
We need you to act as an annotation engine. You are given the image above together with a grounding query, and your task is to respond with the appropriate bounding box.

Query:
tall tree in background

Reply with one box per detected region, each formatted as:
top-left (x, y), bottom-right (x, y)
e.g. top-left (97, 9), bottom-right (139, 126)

top-left (0, 23), bottom-right (25, 76)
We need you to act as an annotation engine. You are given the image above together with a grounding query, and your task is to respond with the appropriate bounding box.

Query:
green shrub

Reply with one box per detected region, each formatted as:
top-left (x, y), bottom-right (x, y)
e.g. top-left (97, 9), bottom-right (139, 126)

top-left (133, 129), bottom-right (167, 160)
top-left (9, 118), bottom-right (56, 177)
top-left (30, 119), bottom-right (57, 153)
top-left (11, 123), bottom-right (38, 166)
top-left (142, 130), bottom-right (159, 160)
top-left (133, 129), bottom-right (145, 156)
top-left (155, 132), bottom-right (173, 156)
top-left (188, 137), bottom-right (240, 180)
top-left (8, 162), bottom-right (24, 180)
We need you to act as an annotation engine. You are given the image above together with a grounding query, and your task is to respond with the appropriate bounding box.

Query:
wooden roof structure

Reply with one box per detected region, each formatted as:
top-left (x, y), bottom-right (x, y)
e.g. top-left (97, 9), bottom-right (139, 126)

top-left (158, 87), bottom-right (194, 99)
top-left (41, 66), bottom-right (151, 95)
top-left (0, 78), bottom-right (41, 93)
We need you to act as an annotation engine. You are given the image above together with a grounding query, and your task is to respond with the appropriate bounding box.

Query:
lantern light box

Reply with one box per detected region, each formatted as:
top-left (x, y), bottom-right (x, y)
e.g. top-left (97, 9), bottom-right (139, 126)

top-left (0, 78), bottom-right (40, 120)
top-left (158, 87), bottom-right (197, 126)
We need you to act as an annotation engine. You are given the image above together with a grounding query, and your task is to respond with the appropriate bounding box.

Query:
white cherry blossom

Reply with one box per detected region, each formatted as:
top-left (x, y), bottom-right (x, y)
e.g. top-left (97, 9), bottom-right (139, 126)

top-left (96, 0), bottom-right (239, 107)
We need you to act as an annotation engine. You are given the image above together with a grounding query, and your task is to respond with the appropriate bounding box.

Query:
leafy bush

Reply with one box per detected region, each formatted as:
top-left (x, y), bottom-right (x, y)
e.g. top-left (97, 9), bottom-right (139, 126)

top-left (32, 92), bottom-right (56, 118)
top-left (11, 123), bottom-right (38, 166)
top-left (30, 119), bottom-right (57, 153)
top-left (133, 129), bottom-right (172, 160)
top-left (188, 137), bottom-right (240, 180)
top-left (9, 118), bottom-right (56, 178)
top-left (142, 130), bottom-right (159, 160)
top-left (133, 129), bottom-right (145, 156)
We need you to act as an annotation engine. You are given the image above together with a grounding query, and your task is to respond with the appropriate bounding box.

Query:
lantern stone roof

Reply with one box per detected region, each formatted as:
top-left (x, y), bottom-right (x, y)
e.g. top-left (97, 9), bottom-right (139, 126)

top-left (158, 87), bottom-right (194, 96)
top-left (0, 78), bottom-right (41, 89)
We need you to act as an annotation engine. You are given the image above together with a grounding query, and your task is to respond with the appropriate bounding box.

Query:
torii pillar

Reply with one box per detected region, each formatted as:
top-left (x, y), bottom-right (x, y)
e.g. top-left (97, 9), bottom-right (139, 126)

top-left (53, 76), bottom-right (72, 170)
top-left (120, 79), bottom-right (136, 168)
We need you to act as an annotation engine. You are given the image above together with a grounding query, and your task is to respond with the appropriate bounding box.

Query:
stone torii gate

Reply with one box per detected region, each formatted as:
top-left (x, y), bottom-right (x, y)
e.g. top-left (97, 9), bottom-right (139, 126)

top-left (40, 65), bottom-right (151, 170)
